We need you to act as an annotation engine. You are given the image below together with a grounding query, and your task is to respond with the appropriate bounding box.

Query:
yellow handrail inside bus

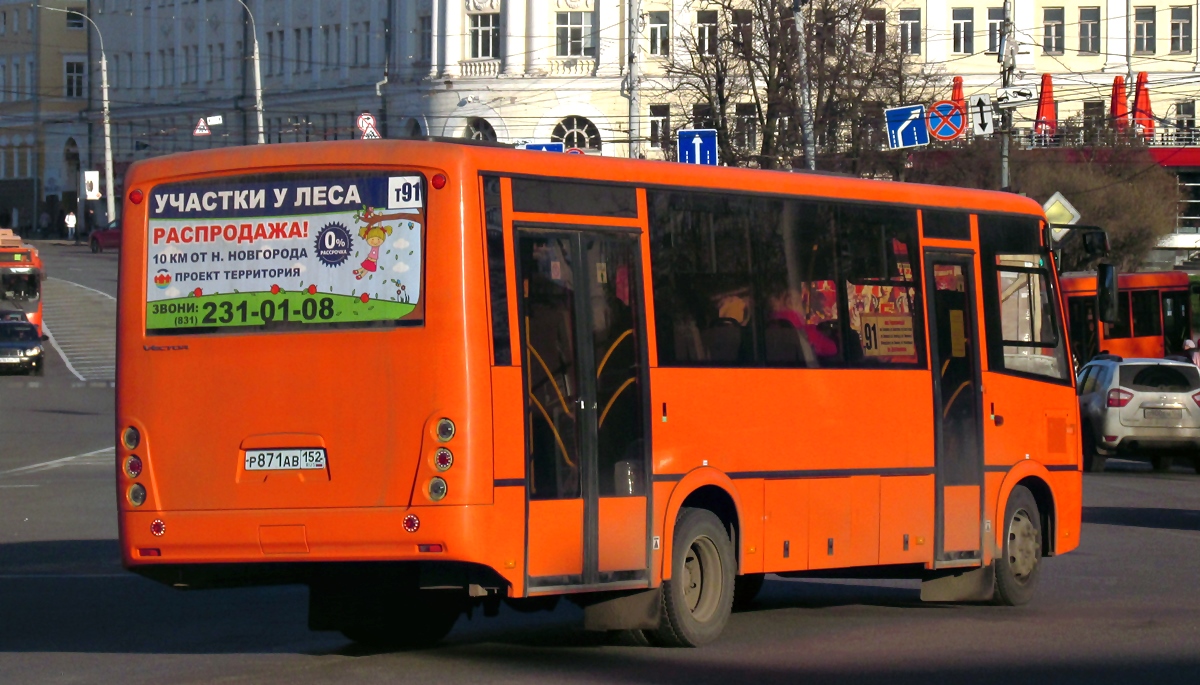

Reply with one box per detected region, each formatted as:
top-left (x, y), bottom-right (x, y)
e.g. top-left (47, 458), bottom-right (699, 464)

top-left (598, 376), bottom-right (637, 429)
top-left (596, 329), bottom-right (633, 379)
top-left (528, 392), bottom-right (576, 468)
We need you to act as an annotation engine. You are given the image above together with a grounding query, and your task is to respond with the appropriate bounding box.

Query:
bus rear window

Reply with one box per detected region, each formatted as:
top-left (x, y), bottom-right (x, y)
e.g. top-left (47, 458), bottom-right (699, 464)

top-left (144, 171), bottom-right (425, 335)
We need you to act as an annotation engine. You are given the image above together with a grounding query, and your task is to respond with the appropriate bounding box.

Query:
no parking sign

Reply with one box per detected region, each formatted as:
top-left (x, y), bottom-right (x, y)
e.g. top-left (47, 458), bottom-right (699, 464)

top-left (926, 101), bottom-right (967, 141)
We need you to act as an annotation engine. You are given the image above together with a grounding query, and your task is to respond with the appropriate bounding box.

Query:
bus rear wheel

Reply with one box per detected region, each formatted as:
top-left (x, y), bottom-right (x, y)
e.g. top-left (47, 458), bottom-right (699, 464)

top-left (993, 485), bottom-right (1042, 606)
top-left (649, 507), bottom-right (735, 647)
top-left (338, 590), bottom-right (462, 650)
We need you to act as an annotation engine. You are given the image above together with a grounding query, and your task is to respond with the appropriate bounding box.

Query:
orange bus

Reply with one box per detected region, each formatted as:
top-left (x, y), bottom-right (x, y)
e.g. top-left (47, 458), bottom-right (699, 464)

top-left (0, 229), bottom-right (44, 335)
top-left (1060, 270), bottom-right (1190, 365)
top-left (117, 140), bottom-right (1085, 648)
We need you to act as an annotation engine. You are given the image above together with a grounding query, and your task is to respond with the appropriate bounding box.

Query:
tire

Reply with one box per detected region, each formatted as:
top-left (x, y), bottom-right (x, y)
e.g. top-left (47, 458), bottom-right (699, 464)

top-left (647, 507), bottom-right (736, 647)
top-left (90, 241), bottom-right (100, 254)
top-left (733, 573), bottom-right (765, 610)
top-left (993, 485), bottom-right (1042, 606)
top-left (1151, 455), bottom-right (1172, 472)
top-left (339, 590), bottom-right (462, 650)
top-left (1082, 430), bottom-right (1105, 473)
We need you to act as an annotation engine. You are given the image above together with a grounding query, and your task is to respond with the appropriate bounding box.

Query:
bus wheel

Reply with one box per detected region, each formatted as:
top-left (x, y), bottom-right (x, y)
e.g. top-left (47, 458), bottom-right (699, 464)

top-left (994, 486), bottom-right (1042, 607)
top-left (1151, 455), bottom-right (1172, 472)
top-left (733, 573), bottom-right (765, 610)
top-left (339, 591), bottom-right (461, 650)
top-left (1082, 431), bottom-right (1105, 473)
top-left (650, 507), bottom-right (735, 647)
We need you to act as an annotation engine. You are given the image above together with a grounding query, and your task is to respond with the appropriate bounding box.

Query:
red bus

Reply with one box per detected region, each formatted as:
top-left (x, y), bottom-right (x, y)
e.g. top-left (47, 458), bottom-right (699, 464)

top-left (117, 140), bottom-right (1085, 648)
top-left (0, 229), bottom-right (44, 334)
top-left (1060, 270), bottom-right (1190, 365)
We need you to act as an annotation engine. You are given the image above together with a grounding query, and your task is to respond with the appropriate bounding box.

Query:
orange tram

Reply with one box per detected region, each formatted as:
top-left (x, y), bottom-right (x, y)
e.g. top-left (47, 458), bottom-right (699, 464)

top-left (1059, 270), bottom-right (1191, 365)
top-left (0, 229), bottom-right (44, 334)
top-left (117, 140), bottom-right (1088, 647)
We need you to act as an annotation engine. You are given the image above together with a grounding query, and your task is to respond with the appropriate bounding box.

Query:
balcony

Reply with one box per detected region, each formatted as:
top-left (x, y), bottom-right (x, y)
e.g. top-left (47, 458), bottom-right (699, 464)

top-left (458, 59), bottom-right (500, 78)
top-left (546, 58), bottom-right (596, 77)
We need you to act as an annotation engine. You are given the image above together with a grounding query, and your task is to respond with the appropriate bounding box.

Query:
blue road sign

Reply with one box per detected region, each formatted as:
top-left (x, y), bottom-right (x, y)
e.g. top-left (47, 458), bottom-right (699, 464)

top-left (926, 100), bottom-right (967, 141)
top-left (884, 105), bottom-right (929, 150)
top-left (678, 129), bottom-right (718, 165)
top-left (520, 142), bottom-right (565, 152)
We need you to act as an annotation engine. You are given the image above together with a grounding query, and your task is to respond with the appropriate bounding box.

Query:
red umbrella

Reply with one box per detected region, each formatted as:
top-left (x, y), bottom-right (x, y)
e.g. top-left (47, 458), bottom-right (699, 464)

top-left (1034, 73), bottom-right (1056, 136)
top-left (1132, 71), bottom-right (1154, 138)
top-left (1110, 75), bottom-right (1128, 133)
top-left (951, 76), bottom-right (966, 116)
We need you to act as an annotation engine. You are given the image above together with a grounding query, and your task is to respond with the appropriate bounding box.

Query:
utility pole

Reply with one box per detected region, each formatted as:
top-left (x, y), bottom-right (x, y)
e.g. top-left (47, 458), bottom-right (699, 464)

top-left (627, 0), bottom-right (641, 159)
top-left (999, 0), bottom-right (1014, 190)
top-left (235, 0), bottom-right (266, 144)
top-left (792, 0), bottom-right (817, 170)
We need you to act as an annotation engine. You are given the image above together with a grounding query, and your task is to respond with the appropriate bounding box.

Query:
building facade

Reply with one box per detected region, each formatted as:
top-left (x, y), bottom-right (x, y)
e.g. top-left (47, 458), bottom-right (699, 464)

top-left (0, 0), bottom-right (90, 233)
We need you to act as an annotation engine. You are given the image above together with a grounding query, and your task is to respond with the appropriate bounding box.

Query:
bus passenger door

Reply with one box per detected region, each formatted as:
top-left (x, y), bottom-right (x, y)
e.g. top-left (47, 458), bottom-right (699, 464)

top-left (925, 254), bottom-right (985, 567)
top-left (517, 229), bottom-right (650, 592)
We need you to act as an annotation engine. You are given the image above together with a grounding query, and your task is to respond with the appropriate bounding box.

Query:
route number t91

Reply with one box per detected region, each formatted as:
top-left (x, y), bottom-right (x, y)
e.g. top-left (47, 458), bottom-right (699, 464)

top-left (388, 176), bottom-right (424, 210)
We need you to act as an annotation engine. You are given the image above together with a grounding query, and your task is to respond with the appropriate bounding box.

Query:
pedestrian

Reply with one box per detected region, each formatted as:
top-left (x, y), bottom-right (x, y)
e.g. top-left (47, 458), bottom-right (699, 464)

top-left (1185, 339), bottom-right (1200, 367)
top-left (65, 211), bottom-right (77, 242)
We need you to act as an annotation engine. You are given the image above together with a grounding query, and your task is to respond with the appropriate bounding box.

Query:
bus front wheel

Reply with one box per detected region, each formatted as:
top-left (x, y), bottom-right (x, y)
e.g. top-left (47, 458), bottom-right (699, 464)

top-left (993, 485), bottom-right (1042, 606)
top-left (650, 507), bottom-right (735, 647)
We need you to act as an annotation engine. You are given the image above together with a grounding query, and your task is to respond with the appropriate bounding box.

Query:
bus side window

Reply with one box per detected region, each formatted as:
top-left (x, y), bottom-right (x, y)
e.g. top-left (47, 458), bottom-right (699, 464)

top-left (992, 259), bottom-right (1069, 380)
top-left (1105, 292), bottom-right (1132, 339)
top-left (483, 175), bottom-right (511, 365)
top-left (1131, 290), bottom-right (1162, 338)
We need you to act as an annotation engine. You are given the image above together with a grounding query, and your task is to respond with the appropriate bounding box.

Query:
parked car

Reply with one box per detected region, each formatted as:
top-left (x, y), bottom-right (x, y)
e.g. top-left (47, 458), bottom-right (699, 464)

top-left (1077, 355), bottom-right (1200, 473)
top-left (90, 219), bottom-right (121, 253)
top-left (0, 321), bottom-right (47, 376)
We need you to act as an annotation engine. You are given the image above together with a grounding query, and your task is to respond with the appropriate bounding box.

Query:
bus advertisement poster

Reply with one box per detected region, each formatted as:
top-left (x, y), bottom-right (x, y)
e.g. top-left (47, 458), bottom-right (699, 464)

top-left (143, 172), bottom-right (425, 332)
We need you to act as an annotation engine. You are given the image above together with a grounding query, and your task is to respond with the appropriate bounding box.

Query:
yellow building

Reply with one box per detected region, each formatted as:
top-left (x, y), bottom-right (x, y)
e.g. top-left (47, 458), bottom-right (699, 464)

top-left (0, 0), bottom-right (90, 234)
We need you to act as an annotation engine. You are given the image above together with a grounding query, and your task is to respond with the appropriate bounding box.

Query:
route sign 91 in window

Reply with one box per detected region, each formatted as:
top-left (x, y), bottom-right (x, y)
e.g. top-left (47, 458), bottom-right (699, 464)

top-left (144, 171), bottom-right (426, 334)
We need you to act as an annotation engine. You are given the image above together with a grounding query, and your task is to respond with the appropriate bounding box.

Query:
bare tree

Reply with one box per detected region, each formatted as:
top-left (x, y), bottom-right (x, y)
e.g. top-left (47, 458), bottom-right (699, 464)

top-left (646, 0), bottom-right (947, 173)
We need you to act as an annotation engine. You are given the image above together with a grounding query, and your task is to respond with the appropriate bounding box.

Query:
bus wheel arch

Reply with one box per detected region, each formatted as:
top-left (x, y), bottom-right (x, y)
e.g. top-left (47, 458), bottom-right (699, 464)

top-left (995, 467), bottom-right (1057, 559)
top-left (660, 473), bottom-right (743, 583)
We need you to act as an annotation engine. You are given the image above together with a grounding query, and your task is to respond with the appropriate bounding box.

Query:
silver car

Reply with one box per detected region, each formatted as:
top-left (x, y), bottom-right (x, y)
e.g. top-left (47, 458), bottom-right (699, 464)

top-left (1077, 356), bottom-right (1200, 473)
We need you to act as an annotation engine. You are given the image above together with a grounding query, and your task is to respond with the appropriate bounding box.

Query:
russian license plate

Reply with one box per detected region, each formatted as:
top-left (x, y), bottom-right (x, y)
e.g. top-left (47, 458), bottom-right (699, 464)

top-left (244, 448), bottom-right (327, 471)
top-left (1144, 408), bottom-right (1183, 420)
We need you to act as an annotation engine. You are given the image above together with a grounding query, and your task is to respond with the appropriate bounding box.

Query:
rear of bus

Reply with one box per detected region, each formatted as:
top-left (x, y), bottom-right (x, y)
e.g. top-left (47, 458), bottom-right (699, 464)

top-left (0, 232), bottom-right (44, 334)
top-left (116, 142), bottom-right (511, 641)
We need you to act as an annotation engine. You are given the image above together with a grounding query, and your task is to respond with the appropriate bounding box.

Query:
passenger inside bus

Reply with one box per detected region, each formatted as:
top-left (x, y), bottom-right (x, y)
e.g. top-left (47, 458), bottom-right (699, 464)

top-left (1, 274), bottom-right (40, 301)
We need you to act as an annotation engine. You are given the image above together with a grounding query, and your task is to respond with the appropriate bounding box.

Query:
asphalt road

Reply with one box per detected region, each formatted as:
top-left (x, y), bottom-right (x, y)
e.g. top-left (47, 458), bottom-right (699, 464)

top-left (2, 245), bottom-right (1199, 684)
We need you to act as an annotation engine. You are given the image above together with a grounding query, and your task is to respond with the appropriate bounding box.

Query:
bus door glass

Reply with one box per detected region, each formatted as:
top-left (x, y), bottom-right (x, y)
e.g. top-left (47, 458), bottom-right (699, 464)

top-left (1067, 296), bottom-right (1099, 366)
top-left (517, 228), bottom-right (648, 589)
top-left (1162, 289), bottom-right (1190, 354)
top-left (925, 253), bottom-right (984, 566)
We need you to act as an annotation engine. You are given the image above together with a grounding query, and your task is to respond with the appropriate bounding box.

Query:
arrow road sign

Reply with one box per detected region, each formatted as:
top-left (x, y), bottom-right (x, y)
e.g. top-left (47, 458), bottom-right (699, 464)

top-left (885, 105), bottom-right (929, 150)
top-left (927, 100), bottom-right (967, 141)
top-left (519, 142), bottom-right (566, 152)
top-left (678, 129), bottom-right (718, 165)
top-left (996, 86), bottom-right (1036, 108)
top-left (970, 94), bottom-right (994, 137)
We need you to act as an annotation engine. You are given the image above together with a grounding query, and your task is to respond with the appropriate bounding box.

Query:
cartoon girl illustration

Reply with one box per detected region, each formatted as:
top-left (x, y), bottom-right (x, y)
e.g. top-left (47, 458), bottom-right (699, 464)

top-left (353, 223), bottom-right (393, 280)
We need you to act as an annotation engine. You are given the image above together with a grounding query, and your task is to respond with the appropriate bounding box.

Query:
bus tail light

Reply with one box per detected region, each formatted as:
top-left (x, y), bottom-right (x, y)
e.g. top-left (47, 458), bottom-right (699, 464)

top-left (434, 448), bottom-right (453, 471)
top-left (150, 519), bottom-right (166, 536)
top-left (431, 174), bottom-right (447, 190)
top-left (1107, 389), bottom-right (1133, 407)
top-left (129, 189), bottom-right (144, 204)
top-left (138, 548), bottom-right (161, 557)
top-left (418, 544), bottom-right (444, 553)
top-left (124, 455), bottom-right (143, 479)
top-left (403, 514), bottom-right (420, 533)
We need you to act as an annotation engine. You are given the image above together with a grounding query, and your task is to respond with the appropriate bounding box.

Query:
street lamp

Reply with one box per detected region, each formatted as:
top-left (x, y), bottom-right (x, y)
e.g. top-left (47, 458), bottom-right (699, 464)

top-left (39, 5), bottom-right (115, 223)
top-left (234, 0), bottom-right (266, 144)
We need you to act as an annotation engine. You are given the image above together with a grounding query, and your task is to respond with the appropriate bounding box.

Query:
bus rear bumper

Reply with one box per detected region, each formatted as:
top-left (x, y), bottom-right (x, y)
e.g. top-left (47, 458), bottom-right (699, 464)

top-left (120, 503), bottom-right (524, 590)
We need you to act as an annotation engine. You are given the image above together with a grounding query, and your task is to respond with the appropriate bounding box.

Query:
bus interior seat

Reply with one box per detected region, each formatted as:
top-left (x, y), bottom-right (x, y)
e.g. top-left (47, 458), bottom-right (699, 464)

top-left (702, 318), bottom-right (744, 363)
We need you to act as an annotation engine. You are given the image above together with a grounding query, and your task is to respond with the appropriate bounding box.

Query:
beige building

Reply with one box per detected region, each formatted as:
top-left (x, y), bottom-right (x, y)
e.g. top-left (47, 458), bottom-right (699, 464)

top-left (0, 0), bottom-right (92, 233)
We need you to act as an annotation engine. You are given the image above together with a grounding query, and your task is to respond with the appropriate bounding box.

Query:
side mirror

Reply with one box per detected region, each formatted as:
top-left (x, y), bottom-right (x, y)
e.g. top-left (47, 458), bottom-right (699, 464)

top-left (1082, 229), bottom-right (1110, 257)
top-left (1097, 262), bottom-right (1120, 324)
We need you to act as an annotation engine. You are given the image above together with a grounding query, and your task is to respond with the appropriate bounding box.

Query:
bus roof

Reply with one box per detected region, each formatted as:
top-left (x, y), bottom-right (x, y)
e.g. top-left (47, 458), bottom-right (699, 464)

top-left (1059, 270), bottom-right (1191, 293)
top-left (125, 140), bottom-right (1048, 220)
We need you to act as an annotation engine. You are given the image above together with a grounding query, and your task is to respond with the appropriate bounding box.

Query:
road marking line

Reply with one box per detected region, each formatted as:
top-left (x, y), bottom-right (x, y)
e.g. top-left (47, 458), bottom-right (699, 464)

top-left (0, 484), bottom-right (40, 488)
top-left (40, 322), bottom-right (86, 382)
top-left (0, 446), bottom-right (114, 478)
top-left (47, 276), bottom-right (116, 301)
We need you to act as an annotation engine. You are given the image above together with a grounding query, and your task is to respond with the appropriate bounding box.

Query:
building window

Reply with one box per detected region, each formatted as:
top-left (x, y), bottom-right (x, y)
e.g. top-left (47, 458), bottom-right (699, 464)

top-left (305, 28), bottom-right (314, 72)
top-left (1043, 8), bottom-right (1064, 54)
top-left (1172, 7), bottom-right (1192, 53)
top-left (466, 117), bottom-right (497, 141)
top-left (218, 44), bottom-right (226, 79)
top-left (734, 103), bottom-right (758, 151)
top-left (143, 52), bottom-right (150, 88)
top-left (697, 10), bottom-right (718, 56)
top-left (952, 9), bottom-right (974, 54)
top-left (470, 13), bottom-right (500, 59)
top-left (276, 30), bottom-right (285, 74)
top-left (649, 11), bottom-right (669, 56)
top-left (865, 9), bottom-right (885, 53)
top-left (419, 15), bottom-right (432, 62)
top-left (66, 7), bottom-right (85, 29)
top-left (65, 59), bottom-right (86, 98)
top-left (0, 11), bottom-right (6, 36)
top-left (649, 105), bottom-right (670, 149)
top-left (112, 53), bottom-right (120, 89)
top-left (556, 11), bottom-right (596, 57)
top-left (0, 63), bottom-right (6, 104)
top-left (1135, 7), bottom-right (1156, 54)
top-left (900, 9), bottom-right (921, 55)
top-left (1080, 8), bottom-right (1101, 53)
top-left (986, 7), bottom-right (1003, 53)
top-left (551, 116), bottom-right (601, 150)
top-left (266, 32), bottom-right (275, 76)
